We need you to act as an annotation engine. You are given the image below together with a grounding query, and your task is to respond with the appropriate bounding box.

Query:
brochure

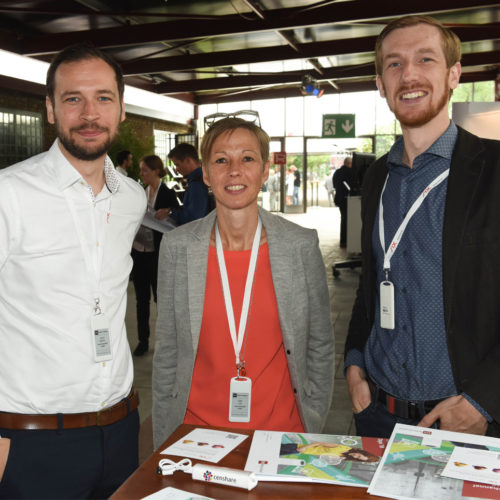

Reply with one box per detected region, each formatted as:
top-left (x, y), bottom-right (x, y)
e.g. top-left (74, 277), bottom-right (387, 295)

top-left (368, 423), bottom-right (500, 500)
top-left (141, 486), bottom-right (214, 500)
top-left (442, 447), bottom-right (500, 486)
top-left (161, 428), bottom-right (248, 463)
top-left (141, 210), bottom-right (177, 233)
top-left (244, 430), bottom-right (386, 487)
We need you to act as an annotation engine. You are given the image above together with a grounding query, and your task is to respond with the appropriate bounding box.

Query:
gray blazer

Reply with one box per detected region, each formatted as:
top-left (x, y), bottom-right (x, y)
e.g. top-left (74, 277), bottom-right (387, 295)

top-left (152, 207), bottom-right (334, 448)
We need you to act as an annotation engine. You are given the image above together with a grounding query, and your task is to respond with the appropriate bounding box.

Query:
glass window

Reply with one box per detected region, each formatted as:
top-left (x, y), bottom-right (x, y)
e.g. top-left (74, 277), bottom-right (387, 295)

top-left (305, 93), bottom-right (339, 136)
top-left (252, 99), bottom-right (285, 137)
top-left (0, 109), bottom-right (43, 169)
top-left (285, 97), bottom-right (304, 137)
top-left (154, 129), bottom-right (176, 166)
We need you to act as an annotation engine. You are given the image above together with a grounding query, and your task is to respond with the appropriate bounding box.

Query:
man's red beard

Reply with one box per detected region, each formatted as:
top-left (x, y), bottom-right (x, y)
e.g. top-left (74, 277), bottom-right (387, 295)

top-left (385, 73), bottom-right (450, 128)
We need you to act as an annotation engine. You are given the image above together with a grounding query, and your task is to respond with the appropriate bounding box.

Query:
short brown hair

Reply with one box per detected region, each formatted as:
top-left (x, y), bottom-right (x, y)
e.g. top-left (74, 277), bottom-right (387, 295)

top-left (200, 117), bottom-right (270, 167)
top-left (168, 143), bottom-right (199, 162)
top-left (375, 15), bottom-right (461, 75)
top-left (46, 42), bottom-right (124, 104)
top-left (141, 155), bottom-right (166, 177)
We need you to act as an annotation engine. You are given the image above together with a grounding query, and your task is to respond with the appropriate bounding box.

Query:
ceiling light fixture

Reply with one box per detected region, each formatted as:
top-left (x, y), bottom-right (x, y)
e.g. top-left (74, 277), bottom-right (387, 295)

top-left (301, 74), bottom-right (324, 98)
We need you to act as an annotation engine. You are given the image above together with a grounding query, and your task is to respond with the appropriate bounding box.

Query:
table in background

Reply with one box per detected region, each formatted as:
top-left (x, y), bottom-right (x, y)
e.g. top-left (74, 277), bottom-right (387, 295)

top-left (111, 424), bottom-right (390, 499)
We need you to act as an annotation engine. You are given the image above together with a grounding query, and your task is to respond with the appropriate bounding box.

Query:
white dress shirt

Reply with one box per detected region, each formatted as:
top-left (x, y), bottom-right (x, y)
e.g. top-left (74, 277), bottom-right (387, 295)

top-left (116, 165), bottom-right (128, 176)
top-left (0, 140), bottom-right (146, 414)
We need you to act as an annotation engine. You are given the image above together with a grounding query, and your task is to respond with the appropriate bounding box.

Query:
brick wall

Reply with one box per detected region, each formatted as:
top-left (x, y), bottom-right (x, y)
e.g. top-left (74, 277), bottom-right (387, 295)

top-left (0, 86), bottom-right (191, 153)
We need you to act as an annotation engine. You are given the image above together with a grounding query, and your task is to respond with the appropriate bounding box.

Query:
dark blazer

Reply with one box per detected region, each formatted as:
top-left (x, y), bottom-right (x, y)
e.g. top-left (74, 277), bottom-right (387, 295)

top-left (152, 182), bottom-right (178, 252)
top-left (345, 126), bottom-right (500, 431)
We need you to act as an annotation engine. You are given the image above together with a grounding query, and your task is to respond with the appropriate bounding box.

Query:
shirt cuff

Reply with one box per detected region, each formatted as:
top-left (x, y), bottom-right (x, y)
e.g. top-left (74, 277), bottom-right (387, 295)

top-left (344, 349), bottom-right (366, 377)
top-left (461, 393), bottom-right (493, 423)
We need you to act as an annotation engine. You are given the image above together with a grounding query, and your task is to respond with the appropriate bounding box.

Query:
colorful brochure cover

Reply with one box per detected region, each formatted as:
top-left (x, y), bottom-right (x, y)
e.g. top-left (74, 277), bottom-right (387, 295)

top-left (368, 423), bottom-right (500, 500)
top-left (244, 430), bottom-right (386, 487)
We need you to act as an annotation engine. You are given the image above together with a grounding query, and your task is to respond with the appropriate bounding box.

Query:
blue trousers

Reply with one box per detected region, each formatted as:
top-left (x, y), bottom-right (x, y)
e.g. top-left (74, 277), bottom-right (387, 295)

top-left (0, 409), bottom-right (139, 499)
top-left (353, 399), bottom-right (427, 438)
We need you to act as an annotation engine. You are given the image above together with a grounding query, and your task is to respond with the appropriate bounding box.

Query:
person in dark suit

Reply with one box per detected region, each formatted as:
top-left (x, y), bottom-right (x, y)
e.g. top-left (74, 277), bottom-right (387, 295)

top-left (333, 157), bottom-right (353, 247)
top-left (131, 155), bottom-right (178, 356)
top-left (345, 15), bottom-right (500, 438)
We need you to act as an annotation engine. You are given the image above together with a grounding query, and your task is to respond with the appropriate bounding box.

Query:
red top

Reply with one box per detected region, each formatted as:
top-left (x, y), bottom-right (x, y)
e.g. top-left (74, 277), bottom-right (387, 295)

top-left (184, 243), bottom-right (304, 432)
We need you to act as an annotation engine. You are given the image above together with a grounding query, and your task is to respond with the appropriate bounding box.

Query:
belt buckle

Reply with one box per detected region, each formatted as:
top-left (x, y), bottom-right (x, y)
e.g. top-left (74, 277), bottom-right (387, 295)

top-left (387, 395), bottom-right (412, 419)
top-left (386, 395), bottom-right (397, 415)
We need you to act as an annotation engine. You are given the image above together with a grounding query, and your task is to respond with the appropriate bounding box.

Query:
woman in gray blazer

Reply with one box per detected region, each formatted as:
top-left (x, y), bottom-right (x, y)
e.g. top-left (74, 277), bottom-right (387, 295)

top-left (152, 117), bottom-right (334, 449)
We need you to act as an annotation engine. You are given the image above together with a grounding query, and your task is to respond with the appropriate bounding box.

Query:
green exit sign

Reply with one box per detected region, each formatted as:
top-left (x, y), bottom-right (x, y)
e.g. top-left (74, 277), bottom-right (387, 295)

top-left (322, 114), bottom-right (355, 138)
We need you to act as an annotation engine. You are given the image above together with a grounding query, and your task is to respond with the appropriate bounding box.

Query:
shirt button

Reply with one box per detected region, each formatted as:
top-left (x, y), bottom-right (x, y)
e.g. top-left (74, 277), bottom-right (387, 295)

top-left (101, 402), bottom-right (105, 408)
top-left (286, 350), bottom-right (291, 355)
top-left (402, 325), bottom-right (407, 331)
top-left (402, 288), bottom-right (407, 293)
top-left (96, 241), bottom-right (100, 247)
top-left (403, 250), bottom-right (408, 257)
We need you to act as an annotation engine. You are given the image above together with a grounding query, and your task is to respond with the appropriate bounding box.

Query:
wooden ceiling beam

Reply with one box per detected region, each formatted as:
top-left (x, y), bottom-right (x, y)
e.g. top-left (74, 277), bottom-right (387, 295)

top-left (9, 0), bottom-right (499, 56)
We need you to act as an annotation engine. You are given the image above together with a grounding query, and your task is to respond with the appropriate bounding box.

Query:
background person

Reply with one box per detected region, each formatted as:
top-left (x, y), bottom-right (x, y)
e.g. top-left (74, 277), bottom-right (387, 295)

top-left (285, 167), bottom-right (294, 205)
top-left (345, 15), bottom-right (500, 439)
top-left (116, 149), bottom-right (132, 176)
top-left (0, 43), bottom-right (146, 498)
top-left (168, 143), bottom-right (210, 224)
top-left (152, 117), bottom-right (334, 448)
top-left (265, 167), bottom-right (280, 211)
top-left (131, 155), bottom-right (178, 356)
top-left (333, 157), bottom-right (353, 248)
top-left (324, 167), bottom-right (334, 207)
top-left (291, 165), bottom-right (301, 205)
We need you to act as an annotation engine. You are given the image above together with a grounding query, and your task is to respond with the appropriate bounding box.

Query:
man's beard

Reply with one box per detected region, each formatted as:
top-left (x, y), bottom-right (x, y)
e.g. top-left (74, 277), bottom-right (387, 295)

top-left (56, 122), bottom-right (117, 161)
top-left (387, 75), bottom-right (450, 128)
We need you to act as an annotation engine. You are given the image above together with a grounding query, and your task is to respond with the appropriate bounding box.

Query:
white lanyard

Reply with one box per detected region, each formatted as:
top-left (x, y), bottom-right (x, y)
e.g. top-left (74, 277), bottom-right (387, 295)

top-left (378, 169), bottom-right (449, 275)
top-left (215, 217), bottom-right (262, 376)
top-left (63, 187), bottom-right (111, 311)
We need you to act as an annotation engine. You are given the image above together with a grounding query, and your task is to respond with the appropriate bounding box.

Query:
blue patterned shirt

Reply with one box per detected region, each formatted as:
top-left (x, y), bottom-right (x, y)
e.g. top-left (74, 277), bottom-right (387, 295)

top-left (346, 121), bottom-right (490, 420)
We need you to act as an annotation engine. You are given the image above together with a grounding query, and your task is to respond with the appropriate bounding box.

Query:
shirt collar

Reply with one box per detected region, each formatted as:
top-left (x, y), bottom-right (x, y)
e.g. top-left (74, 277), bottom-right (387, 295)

top-left (186, 166), bottom-right (203, 180)
top-left (49, 139), bottom-right (120, 194)
top-left (388, 120), bottom-right (458, 169)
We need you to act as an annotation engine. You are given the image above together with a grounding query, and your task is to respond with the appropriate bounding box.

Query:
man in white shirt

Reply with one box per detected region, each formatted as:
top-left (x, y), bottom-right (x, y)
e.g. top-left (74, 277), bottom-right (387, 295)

top-left (116, 149), bottom-right (132, 176)
top-left (0, 43), bottom-right (146, 498)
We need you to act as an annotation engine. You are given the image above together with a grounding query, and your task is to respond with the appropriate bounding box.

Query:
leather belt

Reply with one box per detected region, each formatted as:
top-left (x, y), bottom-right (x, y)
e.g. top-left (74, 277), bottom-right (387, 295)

top-left (0, 390), bottom-right (139, 430)
top-left (368, 379), bottom-right (444, 420)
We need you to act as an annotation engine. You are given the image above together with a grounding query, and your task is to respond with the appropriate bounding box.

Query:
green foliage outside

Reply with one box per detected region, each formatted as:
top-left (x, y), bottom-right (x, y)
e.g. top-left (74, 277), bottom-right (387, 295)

top-left (108, 121), bottom-right (155, 181)
top-left (451, 81), bottom-right (494, 104)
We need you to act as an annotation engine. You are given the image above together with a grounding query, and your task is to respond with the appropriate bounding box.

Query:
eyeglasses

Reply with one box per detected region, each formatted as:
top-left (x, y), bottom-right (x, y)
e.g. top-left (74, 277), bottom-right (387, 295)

top-left (203, 110), bottom-right (261, 131)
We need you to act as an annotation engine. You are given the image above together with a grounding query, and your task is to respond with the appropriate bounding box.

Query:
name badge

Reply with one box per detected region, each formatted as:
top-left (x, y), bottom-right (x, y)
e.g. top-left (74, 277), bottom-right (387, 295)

top-left (229, 376), bottom-right (252, 423)
top-left (91, 313), bottom-right (113, 362)
top-left (380, 280), bottom-right (395, 330)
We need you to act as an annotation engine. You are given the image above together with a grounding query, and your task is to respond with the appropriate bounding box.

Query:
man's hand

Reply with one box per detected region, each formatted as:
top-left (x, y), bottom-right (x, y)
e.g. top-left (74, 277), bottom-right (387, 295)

top-left (0, 437), bottom-right (11, 482)
top-left (346, 365), bottom-right (371, 414)
top-left (418, 395), bottom-right (488, 435)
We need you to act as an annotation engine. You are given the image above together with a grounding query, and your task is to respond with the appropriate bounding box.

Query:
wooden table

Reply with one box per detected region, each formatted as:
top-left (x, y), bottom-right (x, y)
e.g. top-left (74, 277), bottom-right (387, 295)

top-left (112, 424), bottom-right (390, 499)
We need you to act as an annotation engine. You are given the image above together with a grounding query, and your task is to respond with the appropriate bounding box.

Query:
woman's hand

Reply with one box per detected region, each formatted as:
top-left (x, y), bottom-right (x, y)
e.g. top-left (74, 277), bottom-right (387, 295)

top-left (155, 208), bottom-right (172, 220)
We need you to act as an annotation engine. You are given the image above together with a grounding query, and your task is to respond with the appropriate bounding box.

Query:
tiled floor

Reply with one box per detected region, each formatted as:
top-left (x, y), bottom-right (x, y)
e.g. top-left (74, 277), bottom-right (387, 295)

top-left (125, 205), bottom-right (361, 462)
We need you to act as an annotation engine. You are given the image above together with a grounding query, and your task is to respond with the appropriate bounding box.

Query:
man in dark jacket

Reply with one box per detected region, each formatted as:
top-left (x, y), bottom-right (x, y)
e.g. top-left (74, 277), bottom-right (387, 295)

top-left (333, 157), bottom-right (353, 247)
top-left (345, 14), bottom-right (500, 439)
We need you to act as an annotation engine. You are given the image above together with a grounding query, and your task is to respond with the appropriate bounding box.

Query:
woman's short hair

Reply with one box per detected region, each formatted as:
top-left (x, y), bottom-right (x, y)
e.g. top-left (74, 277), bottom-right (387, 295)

top-left (141, 155), bottom-right (166, 177)
top-left (375, 15), bottom-right (461, 75)
top-left (200, 117), bottom-right (270, 167)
